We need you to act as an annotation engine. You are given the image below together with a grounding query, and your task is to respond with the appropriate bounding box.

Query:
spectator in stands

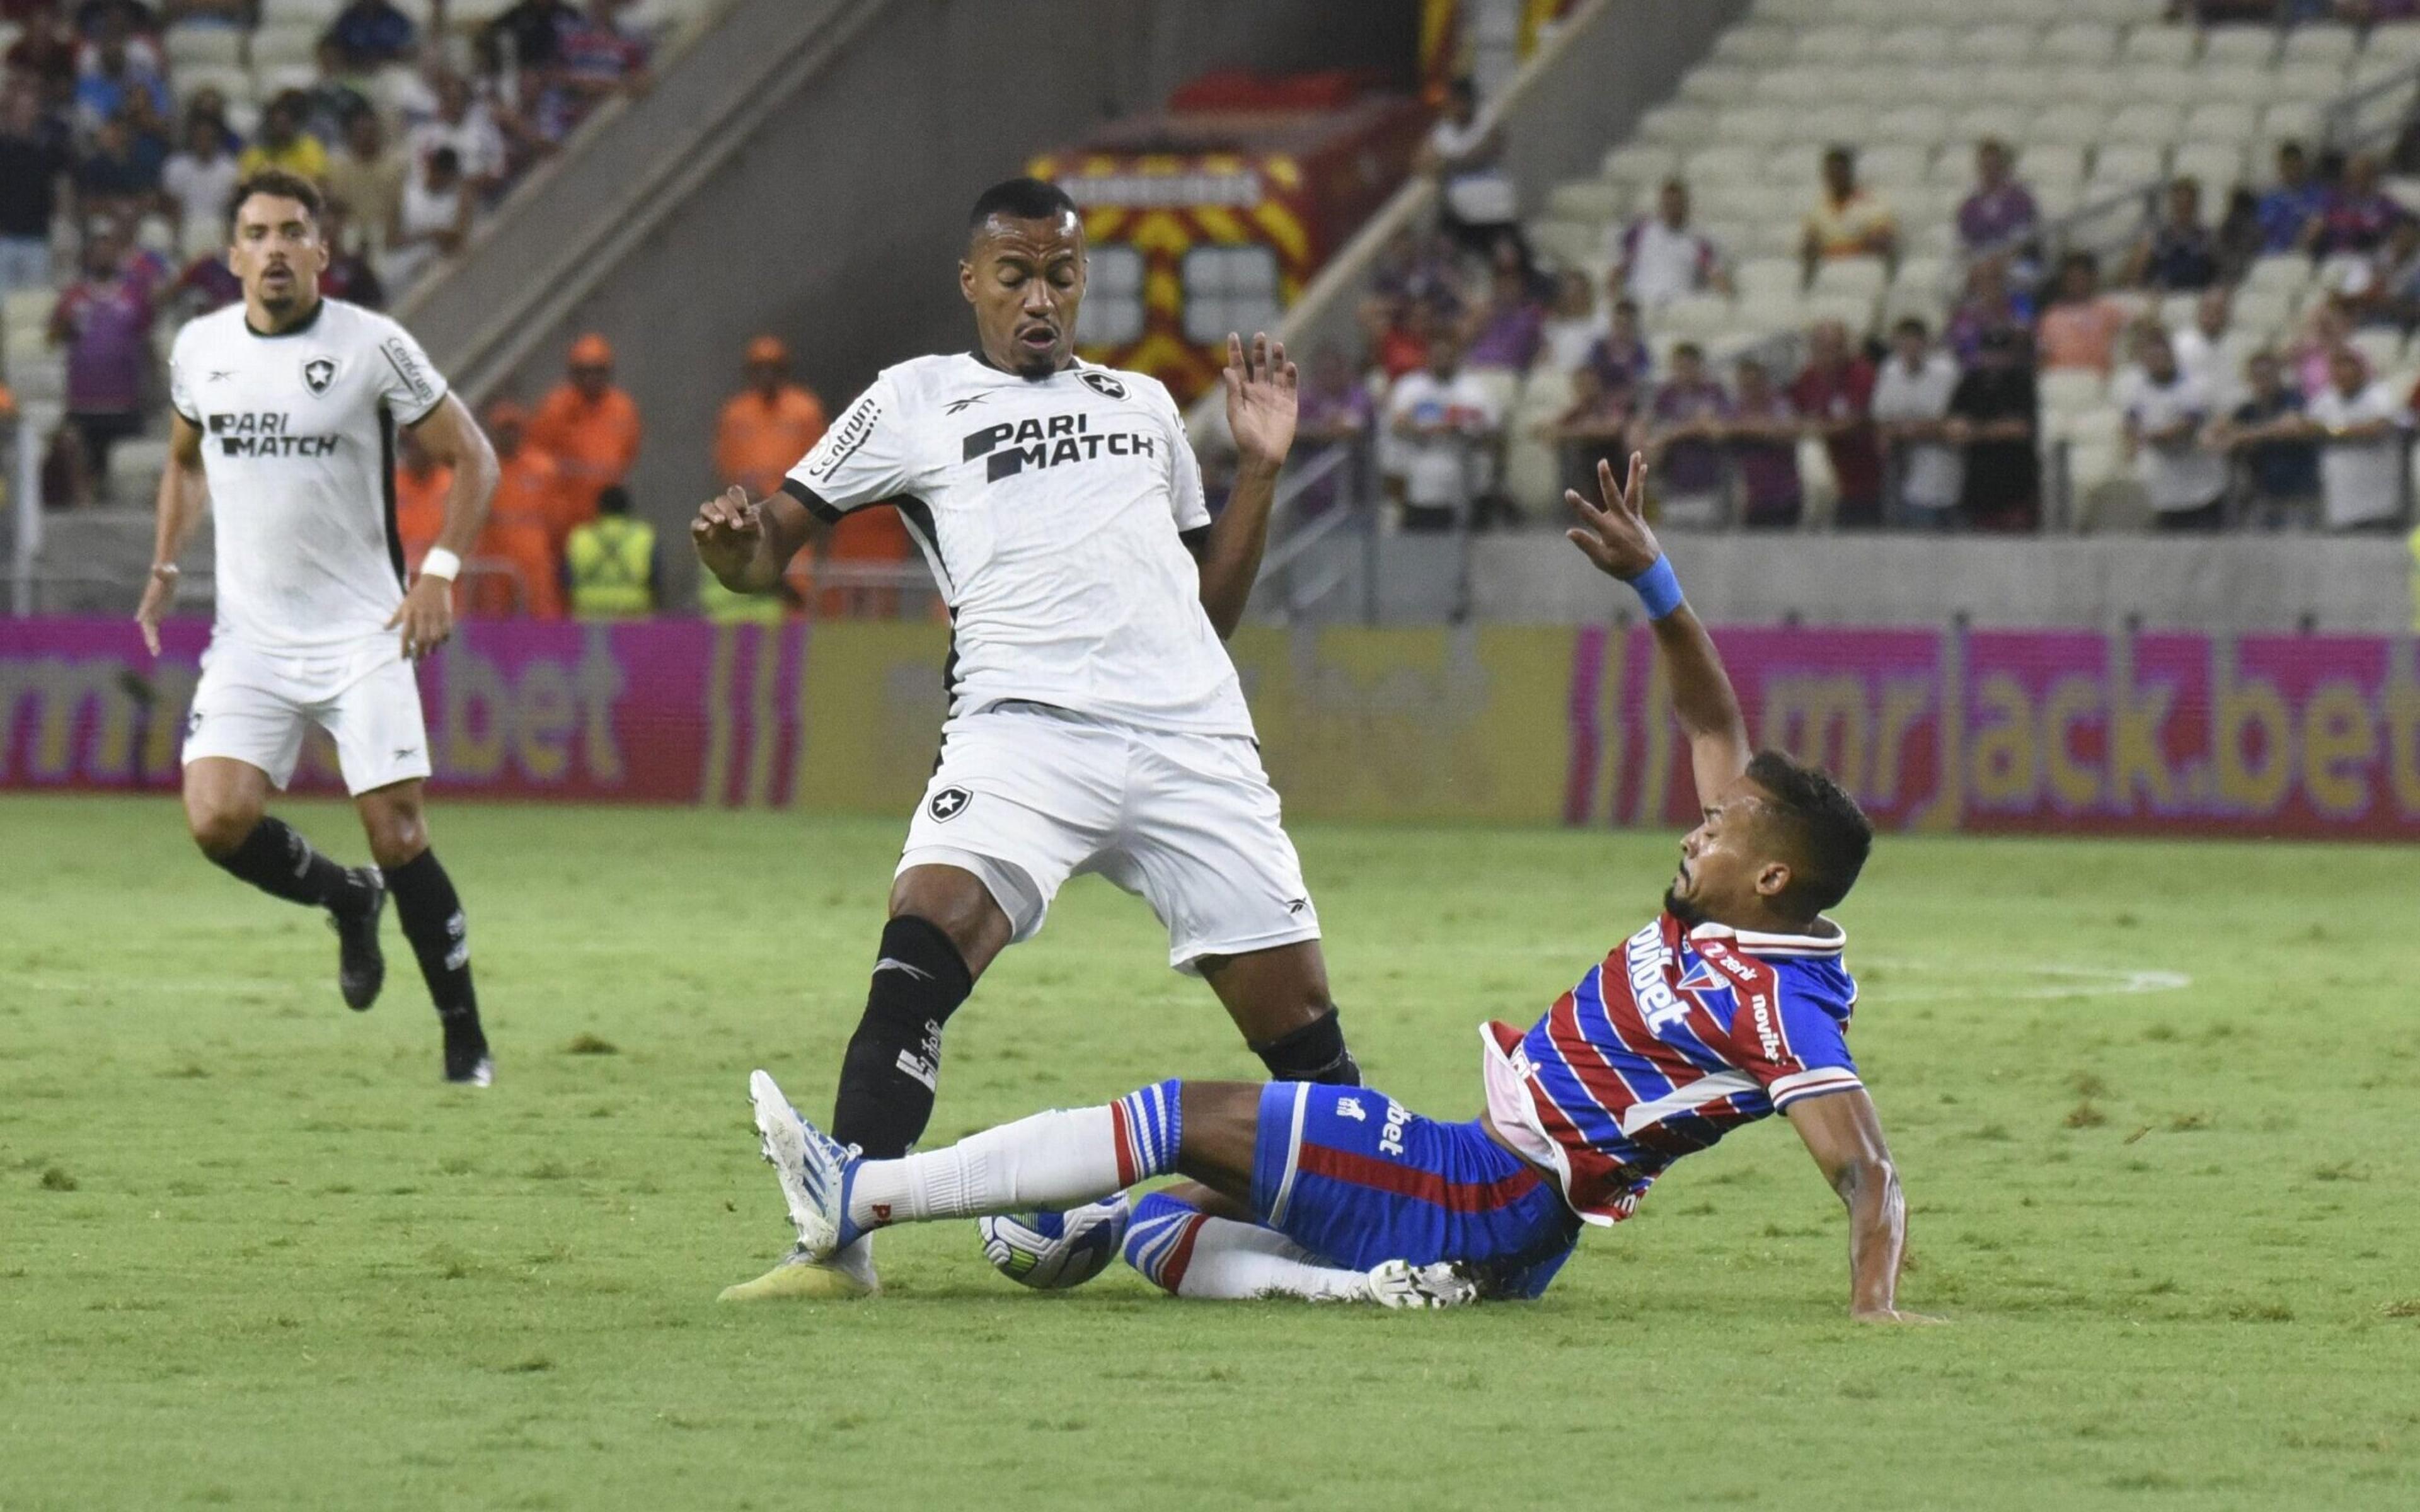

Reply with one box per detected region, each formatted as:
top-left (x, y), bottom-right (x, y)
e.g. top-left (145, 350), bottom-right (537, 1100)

top-left (1947, 326), bottom-right (2039, 532)
top-left (325, 0), bottom-right (416, 71)
top-left (2170, 287), bottom-right (2240, 407)
top-left (76, 109), bottom-right (164, 220)
top-left (159, 111), bottom-right (239, 262)
top-left (2215, 186), bottom-right (2264, 287)
top-left (469, 399), bottom-right (567, 620)
top-left (564, 483), bottom-right (660, 617)
top-left (1464, 263), bottom-right (1545, 373)
top-left (1801, 146), bottom-right (1896, 284)
top-left (0, 81), bottom-right (71, 296)
top-left (2209, 350), bottom-right (2321, 530)
top-left (6, 9), bottom-right (78, 109)
top-left (541, 0), bottom-right (654, 143)
top-left (1944, 253), bottom-right (2034, 367)
top-left (319, 200), bottom-right (386, 309)
top-left (1724, 357), bottom-right (1802, 530)
top-left (2291, 299), bottom-right (2353, 396)
top-left (1640, 341), bottom-right (1733, 530)
top-left (2311, 152), bottom-right (2407, 258)
top-left (1370, 293), bottom-right (1443, 381)
top-left (300, 37), bottom-right (379, 147)
top-left (482, 0), bottom-right (577, 74)
top-left (1870, 316), bottom-right (1964, 530)
top-left (2303, 346), bottom-right (2412, 531)
top-left (1536, 360), bottom-right (1637, 498)
top-left (2351, 217), bottom-right (2420, 329)
top-left (2116, 326), bottom-right (2228, 532)
top-left (1956, 139), bottom-right (2038, 262)
top-left (385, 144), bottom-right (473, 292)
top-left (2257, 141), bottom-right (2331, 253)
top-left (410, 72), bottom-right (511, 199)
top-left (165, 236), bottom-right (239, 319)
top-left (1366, 224), bottom-right (1460, 313)
top-left (1420, 76), bottom-right (1518, 259)
top-left (239, 92), bottom-right (329, 182)
top-left (1612, 178), bottom-right (1727, 309)
top-left (325, 108), bottom-right (404, 255)
top-left (1383, 328), bottom-right (1501, 532)
top-left (713, 335), bottom-right (827, 503)
top-left (2037, 252), bottom-right (2131, 375)
top-left (533, 331), bottom-right (642, 523)
top-left (166, 0), bottom-right (252, 23)
top-left (1538, 268), bottom-right (1600, 374)
top-left (1789, 318), bottom-right (1882, 527)
top-left (1293, 344), bottom-right (1373, 517)
top-left (72, 23), bottom-right (166, 133)
top-left (2126, 178), bottom-right (2221, 294)
top-left (1584, 293), bottom-right (1651, 388)
top-left (44, 227), bottom-right (153, 508)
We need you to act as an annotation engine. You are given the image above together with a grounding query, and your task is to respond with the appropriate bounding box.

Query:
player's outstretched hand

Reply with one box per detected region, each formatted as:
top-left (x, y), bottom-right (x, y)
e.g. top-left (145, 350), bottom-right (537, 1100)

top-left (135, 566), bottom-right (178, 656)
top-left (1563, 451), bottom-right (1661, 581)
top-left (387, 573), bottom-right (454, 662)
top-left (691, 485), bottom-right (764, 582)
top-left (1223, 331), bottom-right (1299, 471)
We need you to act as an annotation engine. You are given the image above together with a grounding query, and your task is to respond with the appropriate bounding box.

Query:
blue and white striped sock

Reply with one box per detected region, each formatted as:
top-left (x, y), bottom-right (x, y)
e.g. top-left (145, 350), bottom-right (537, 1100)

top-left (1109, 1080), bottom-right (1184, 1187)
top-left (845, 1081), bottom-right (1185, 1231)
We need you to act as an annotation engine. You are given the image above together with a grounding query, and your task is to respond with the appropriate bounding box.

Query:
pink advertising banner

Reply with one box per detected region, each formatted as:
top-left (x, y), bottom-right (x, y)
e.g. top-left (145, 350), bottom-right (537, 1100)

top-left (1563, 624), bottom-right (2420, 839)
top-left (8, 616), bottom-right (2420, 838)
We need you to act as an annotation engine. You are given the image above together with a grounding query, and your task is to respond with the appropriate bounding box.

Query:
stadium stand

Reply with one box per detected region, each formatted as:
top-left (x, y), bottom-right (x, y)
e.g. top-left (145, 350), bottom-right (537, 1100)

top-left (1373, 0), bottom-right (2420, 534)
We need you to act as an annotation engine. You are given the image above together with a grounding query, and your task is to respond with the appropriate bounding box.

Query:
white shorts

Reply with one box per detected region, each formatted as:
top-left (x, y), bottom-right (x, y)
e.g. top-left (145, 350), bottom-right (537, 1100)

top-left (182, 637), bottom-right (432, 796)
top-left (899, 703), bottom-right (1320, 974)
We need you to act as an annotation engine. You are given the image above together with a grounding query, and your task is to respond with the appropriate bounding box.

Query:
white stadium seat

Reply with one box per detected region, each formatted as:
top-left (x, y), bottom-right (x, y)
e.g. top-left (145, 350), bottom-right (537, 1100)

top-left (1659, 293), bottom-right (1739, 341)
top-left (1712, 25), bottom-right (1795, 68)
top-left (1546, 181), bottom-right (1625, 224)
top-left (1683, 144), bottom-right (1766, 187)
top-left (1874, 26), bottom-right (1952, 64)
top-left (2170, 143), bottom-right (2247, 192)
top-left (2038, 369), bottom-right (2109, 418)
top-left (2121, 26), bottom-right (2199, 70)
top-left (1679, 65), bottom-right (1760, 106)
top-left (1811, 256), bottom-right (1888, 305)
top-left (1794, 27), bottom-right (1872, 66)
top-left (2280, 27), bottom-right (2358, 71)
top-left (1735, 257), bottom-right (1803, 303)
top-left (1963, 25), bottom-right (2041, 65)
top-left (2199, 28), bottom-right (2278, 70)
top-left (2039, 23), bottom-right (2120, 67)
top-left (1719, 105), bottom-right (1800, 146)
top-left (2104, 103), bottom-right (2187, 145)
top-left (2349, 329), bottom-right (2406, 375)
top-left (1872, 105), bottom-right (1950, 146)
top-left (164, 25), bottom-right (243, 69)
top-left (2028, 106), bottom-right (2114, 150)
top-left (2199, 65), bottom-right (2282, 106)
top-left (1602, 142), bottom-right (1680, 190)
top-left (1858, 144), bottom-right (1932, 188)
top-left (2183, 102), bottom-right (2262, 148)
top-left (2273, 60), bottom-right (2352, 101)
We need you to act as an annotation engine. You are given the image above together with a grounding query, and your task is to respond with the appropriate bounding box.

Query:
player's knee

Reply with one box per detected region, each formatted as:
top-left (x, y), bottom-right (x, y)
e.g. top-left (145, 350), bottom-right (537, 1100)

top-left (1122, 1190), bottom-right (1206, 1295)
top-left (1250, 1007), bottom-right (1361, 1087)
top-left (885, 878), bottom-right (1008, 975)
top-left (185, 794), bottom-right (260, 859)
top-left (364, 816), bottom-right (427, 871)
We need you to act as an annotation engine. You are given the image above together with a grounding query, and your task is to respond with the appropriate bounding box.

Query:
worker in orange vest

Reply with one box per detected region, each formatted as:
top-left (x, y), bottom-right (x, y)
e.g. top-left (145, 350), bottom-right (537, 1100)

top-left (713, 335), bottom-right (827, 500)
top-left (529, 331), bottom-right (642, 529)
top-left (394, 427), bottom-right (454, 573)
top-left (468, 399), bottom-right (567, 619)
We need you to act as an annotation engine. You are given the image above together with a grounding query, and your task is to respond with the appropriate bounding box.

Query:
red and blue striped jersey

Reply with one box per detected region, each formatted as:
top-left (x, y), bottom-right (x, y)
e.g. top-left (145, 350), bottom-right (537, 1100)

top-left (1480, 912), bottom-right (1860, 1226)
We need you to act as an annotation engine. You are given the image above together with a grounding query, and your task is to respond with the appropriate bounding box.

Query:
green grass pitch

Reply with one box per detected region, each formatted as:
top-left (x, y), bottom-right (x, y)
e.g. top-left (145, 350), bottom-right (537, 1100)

top-left (3, 794), bottom-right (2416, 1511)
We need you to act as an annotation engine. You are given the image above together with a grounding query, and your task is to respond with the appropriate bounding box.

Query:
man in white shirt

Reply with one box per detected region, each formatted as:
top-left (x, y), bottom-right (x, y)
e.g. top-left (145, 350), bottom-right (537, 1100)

top-left (1383, 329), bottom-right (1502, 531)
top-left (1611, 178), bottom-right (1728, 309)
top-left (135, 170), bottom-right (502, 1085)
top-left (694, 179), bottom-right (1361, 1301)
top-left (2302, 346), bottom-right (2413, 532)
top-left (1870, 317), bottom-right (1964, 527)
top-left (159, 114), bottom-right (241, 262)
top-left (2168, 288), bottom-right (2238, 410)
top-left (2116, 327), bottom-right (2228, 532)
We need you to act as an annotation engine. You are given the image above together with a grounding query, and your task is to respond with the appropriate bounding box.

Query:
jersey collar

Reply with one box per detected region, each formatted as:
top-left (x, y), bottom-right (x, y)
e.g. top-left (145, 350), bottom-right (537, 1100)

top-left (244, 296), bottom-right (326, 340)
top-left (967, 348), bottom-right (1080, 381)
top-left (1678, 916), bottom-right (1846, 958)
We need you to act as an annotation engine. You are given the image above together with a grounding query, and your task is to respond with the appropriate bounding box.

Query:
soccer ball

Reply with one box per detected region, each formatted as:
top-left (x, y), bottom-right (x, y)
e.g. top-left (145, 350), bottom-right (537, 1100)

top-left (977, 1194), bottom-right (1130, 1290)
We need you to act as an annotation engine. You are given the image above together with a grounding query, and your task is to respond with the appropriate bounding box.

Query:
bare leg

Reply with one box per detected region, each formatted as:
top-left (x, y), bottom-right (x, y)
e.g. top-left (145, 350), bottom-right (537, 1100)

top-left (1200, 941), bottom-right (1361, 1084)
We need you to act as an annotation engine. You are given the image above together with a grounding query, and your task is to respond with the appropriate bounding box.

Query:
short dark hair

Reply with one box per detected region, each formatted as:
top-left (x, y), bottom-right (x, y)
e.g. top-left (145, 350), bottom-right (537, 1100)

top-left (227, 169), bottom-right (323, 232)
top-left (1893, 315), bottom-right (1930, 339)
top-left (1744, 748), bottom-right (1873, 915)
top-left (967, 176), bottom-right (1078, 232)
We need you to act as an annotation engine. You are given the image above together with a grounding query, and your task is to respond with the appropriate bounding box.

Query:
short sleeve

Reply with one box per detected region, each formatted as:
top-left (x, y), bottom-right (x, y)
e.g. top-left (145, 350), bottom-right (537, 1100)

top-left (372, 318), bottom-right (450, 425)
top-left (1166, 398), bottom-right (1207, 530)
top-left (166, 323), bottom-right (200, 426)
top-left (783, 372), bottom-right (911, 521)
top-left (1715, 954), bottom-right (1862, 1109)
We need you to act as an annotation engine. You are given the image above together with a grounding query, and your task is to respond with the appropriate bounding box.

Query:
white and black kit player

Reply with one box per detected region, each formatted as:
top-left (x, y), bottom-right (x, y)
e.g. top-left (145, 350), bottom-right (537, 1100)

top-left (138, 170), bottom-right (501, 1085)
top-left (699, 176), bottom-right (1359, 1302)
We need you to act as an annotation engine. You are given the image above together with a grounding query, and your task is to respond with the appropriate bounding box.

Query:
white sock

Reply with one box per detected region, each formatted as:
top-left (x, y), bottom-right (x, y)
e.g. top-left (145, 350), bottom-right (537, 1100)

top-left (1165, 1216), bottom-right (1369, 1303)
top-left (847, 1106), bottom-right (1125, 1230)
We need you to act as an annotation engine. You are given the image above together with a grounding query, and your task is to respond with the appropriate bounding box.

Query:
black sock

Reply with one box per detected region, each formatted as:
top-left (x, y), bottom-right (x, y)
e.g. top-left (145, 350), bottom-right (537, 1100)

top-left (1252, 1007), bottom-right (1361, 1085)
top-left (384, 849), bottom-right (481, 1043)
top-left (831, 916), bottom-right (974, 1159)
top-left (211, 818), bottom-right (369, 912)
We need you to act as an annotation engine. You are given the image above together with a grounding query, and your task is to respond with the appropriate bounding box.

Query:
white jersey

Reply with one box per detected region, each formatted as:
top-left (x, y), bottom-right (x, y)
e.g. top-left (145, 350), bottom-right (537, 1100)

top-left (168, 299), bottom-right (451, 655)
top-left (785, 353), bottom-right (1252, 737)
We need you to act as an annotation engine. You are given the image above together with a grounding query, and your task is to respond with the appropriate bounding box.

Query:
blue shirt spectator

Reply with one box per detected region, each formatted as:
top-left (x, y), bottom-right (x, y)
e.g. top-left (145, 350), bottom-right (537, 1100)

top-left (2256, 142), bottom-right (2331, 253)
top-left (327, 1), bottom-right (418, 69)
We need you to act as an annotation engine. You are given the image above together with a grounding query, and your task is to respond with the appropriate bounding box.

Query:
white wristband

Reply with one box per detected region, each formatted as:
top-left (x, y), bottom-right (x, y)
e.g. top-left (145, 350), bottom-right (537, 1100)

top-left (418, 547), bottom-right (462, 583)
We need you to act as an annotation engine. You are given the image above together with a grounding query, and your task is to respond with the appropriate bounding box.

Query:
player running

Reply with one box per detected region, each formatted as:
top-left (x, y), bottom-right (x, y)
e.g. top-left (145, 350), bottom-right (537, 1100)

top-left (135, 171), bottom-right (501, 1086)
top-left (739, 454), bottom-right (1937, 1320)
top-left (698, 178), bottom-right (1357, 1299)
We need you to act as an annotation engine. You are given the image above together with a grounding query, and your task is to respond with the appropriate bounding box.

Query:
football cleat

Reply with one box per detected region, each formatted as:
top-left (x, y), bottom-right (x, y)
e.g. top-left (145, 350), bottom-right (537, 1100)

top-left (444, 1053), bottom-right (494, 1088)
top-left (330, 869), bottom-right (386, 1011)
top-left (716, 1240), bottom-right (880, 1302)
top-left (1363, 1259), bottom-right (1480, 1310)
top-left (747, 1070), bottom-right (861, 1261)
top-left (441, 1009), bottom-right (491, 1086)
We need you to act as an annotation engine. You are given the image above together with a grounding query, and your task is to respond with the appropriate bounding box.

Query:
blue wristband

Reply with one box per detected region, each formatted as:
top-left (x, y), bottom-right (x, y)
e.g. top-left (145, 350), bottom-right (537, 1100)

top-left (1624, 555), bottom-right (1685, 620)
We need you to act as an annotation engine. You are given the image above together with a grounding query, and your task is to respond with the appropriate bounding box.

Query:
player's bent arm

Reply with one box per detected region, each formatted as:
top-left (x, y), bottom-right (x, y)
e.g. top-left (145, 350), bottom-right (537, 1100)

top-left (1194, 457), bottom-right (1277, 639)
top-left (409, 393), bottom-right (500, 556)
top-left (1783, 1089), bottom-right (1930, 1322)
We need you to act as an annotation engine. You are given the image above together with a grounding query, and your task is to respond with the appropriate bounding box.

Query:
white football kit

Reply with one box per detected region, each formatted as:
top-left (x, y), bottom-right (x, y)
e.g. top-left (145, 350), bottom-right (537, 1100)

top-left (784, 353), bottom-right (1318, 971)
top-left (168, 298), bottom-right (451, 794)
